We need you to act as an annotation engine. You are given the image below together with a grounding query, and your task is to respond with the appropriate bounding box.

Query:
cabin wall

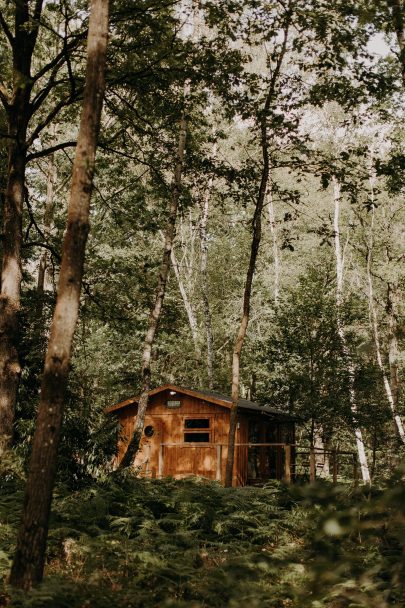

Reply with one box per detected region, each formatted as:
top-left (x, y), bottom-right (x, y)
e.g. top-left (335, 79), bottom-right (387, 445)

top-left (115, 390), bottom-right (295, 486)
top-left (116, 391), bottom-right (237, 483)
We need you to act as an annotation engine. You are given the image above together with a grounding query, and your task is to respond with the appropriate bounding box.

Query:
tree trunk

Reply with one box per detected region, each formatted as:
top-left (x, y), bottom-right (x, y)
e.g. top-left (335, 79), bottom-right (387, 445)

top-left (37, 150), bottom-right (56, 304)
top-left (332, 177), bottom-right (371, 483)
top-left (198, 155), bottom-right (215, 389)
top-left (224, 15), bottom-right (291, 486)
top-left (366, 208), bottom-right (405, 442)
top-left (119, 109), bottom-right (187, 469)
top-left (171, 245), bottom-right (199, 350)
top-left (267, 190), bottom-right (280, 305)
top-left (0, 140), bottom-right (25, 454)
top-left (9, 0), bottom-right (109, 589)
top-left (388, 0), bottom-right (405, 85)
top-left (387, 281), bottom-right (401, 409)
top-left (0, 1), bottom-right (43, 454)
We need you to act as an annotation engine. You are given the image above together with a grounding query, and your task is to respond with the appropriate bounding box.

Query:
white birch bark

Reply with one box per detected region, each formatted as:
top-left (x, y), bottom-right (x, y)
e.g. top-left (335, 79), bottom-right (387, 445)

top-left (332, 177), bottom-right (371, 483)
top-left (37, 151), bottom-right (56, 297)
top-left (170, 246), bottom-right (199, 349)
top-left (267, 190), bottom-right (280, 305)
top-left (387, 281), bottom-right (401, 409)
top-left (199, 144), bottom-right (215, 389)
top-left (366, 207), bottom-right (405, 443)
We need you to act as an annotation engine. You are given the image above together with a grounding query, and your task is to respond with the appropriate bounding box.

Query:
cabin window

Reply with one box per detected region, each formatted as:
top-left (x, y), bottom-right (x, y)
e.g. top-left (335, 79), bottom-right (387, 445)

top-left (144, 425), bottom-right (154, 438)
top-left (183, 418), bottom-right (211, 442)
top-left (184, 432), bottom-right (210, 442)
top-left (184, 418), bottom-right (210, 429)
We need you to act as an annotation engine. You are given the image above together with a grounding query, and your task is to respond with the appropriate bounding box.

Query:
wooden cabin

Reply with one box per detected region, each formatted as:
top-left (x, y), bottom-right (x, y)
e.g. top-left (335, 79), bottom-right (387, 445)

top-left (106, 384), bottom-right (297, 486)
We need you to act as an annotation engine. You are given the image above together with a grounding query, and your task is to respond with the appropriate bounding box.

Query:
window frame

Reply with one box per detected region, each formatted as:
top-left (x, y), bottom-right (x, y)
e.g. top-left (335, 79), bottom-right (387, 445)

top-left (183, 416), bottom-right (213, 444)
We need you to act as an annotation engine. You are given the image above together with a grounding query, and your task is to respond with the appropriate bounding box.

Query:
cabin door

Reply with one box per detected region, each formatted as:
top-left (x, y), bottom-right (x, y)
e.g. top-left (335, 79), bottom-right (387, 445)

top-left (133, 416), bottom-right (162, 478)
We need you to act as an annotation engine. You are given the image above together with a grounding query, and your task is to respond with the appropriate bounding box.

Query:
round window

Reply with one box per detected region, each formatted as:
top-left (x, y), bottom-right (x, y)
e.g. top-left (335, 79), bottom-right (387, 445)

top-left (144, 425), bottom-right (154, 438)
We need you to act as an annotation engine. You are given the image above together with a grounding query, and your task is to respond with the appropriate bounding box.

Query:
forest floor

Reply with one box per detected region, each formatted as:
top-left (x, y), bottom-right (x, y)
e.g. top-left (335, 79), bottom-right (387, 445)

top-left (1, 472), bottom-right (405, 608)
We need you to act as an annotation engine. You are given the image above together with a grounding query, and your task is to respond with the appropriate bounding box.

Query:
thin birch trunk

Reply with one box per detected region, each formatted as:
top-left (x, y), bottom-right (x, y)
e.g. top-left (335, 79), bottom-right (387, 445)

top-left (224, 15), bottom-right (291, 487)
top-left (267, 190), bottom-right (280, 305)
top-left (37, 151), bottom-right (56, 302)
top-left (119, 1), bottom-right (199, 467)
top-left (366, 209), bottom-right (405, 442)
top-left (332, 177), bottom-right (370, 483)
top-left (119, 106), bottom-right (187, 469)
top-left (9, 0), bottom-right (109, 588)
top-left (199, 149), bottom-right (215, 389)
top-left (171, 245), bottom-right (199, 350)
top-left (387, 281), bottom-right (401, 409)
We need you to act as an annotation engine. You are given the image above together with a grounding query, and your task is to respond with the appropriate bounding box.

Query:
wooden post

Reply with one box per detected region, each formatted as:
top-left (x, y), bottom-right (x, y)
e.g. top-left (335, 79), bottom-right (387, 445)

top-left (284, 444), bottom-right (291, 484)
top-left (216, 444), bottom-right (222, 482)
top-left (309, 446), bottom-right (316, 482)
top-left (332, 449), bottom-right (338, 484)
top-left (353, 453), bottom-right (358, 487)
top-left (158, 444), bottom-right (164, 479)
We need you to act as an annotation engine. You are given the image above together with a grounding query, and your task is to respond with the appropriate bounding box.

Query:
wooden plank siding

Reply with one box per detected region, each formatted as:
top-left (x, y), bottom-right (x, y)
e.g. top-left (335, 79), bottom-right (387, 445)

top-left (112, 387), bottom-right (295, 486)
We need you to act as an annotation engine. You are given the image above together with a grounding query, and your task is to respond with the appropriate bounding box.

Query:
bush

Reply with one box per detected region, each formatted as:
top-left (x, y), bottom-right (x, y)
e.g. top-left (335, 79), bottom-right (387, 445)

top-left (1, 472), bottom-right (404, 607)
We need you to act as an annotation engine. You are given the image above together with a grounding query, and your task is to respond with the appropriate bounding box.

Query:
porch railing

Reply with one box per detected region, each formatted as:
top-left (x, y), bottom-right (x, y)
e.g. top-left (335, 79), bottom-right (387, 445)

top-left (157, 442), bottom-right (358, 484)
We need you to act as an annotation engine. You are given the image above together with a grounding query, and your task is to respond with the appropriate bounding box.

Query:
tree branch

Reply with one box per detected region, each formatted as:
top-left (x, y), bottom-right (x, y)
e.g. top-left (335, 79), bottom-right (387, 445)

top-left (98, 142), bottom-right (168, 188)
top-left (32, 30), bottom-right (87, 84)
top-left (26, 92), bottom-right (80, 148)
top-left (22, 240), bottom-right (61, 260)
top-left (27, 140), bottom-right (77, 162)
top-left (30, 77), bottom-right (66, 116)
top-left (24, 187), bottom-right (61, 261)
top-left (0, 81), bottom-right (10, 109)
top-left (0, 10), bottom-right (14, 47)
top-left (33, 0), bottom-right (44, 25)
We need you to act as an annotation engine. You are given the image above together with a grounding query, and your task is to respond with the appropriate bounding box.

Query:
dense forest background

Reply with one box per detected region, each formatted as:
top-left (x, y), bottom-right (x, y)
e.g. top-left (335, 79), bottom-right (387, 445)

top-left (1, 0), bottom-right (405, 605)
top-left (2, 0), bottom-right (403, 478)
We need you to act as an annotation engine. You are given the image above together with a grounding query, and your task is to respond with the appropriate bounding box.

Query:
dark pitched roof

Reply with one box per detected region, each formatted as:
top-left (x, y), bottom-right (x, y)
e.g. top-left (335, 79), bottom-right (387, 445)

top-left (106, 384), bottom-right (298, 421)
top-left (190, 387), bottom-right (297, 420)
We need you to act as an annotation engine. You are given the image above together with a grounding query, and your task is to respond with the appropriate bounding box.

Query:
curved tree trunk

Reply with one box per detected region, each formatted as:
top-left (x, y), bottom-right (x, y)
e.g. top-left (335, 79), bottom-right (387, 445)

top-left (119, 110), bottom-right (187, 469)
top-left (224, 183), bottom-right (265, 487)
top-left (199, 154), bottom-right (215, 389)
top-left (224, 14), bottom-right (291, 487)
top-left (9, 0), bottom-right (109, 589)
top-left (366, 208), bottom-right (405, 443)
top-left (332, 177), bottom-right (370, 483)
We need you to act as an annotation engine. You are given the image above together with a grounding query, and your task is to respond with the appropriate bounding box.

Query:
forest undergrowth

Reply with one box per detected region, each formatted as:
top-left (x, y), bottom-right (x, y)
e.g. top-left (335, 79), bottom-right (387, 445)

top-left (1, 467), bottom-right (405, 608)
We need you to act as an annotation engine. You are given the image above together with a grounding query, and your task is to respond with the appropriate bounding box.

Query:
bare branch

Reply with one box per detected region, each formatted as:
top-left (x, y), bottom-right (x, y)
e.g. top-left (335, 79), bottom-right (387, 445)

top-left (26, 92), bottom-right (80, 148)
top-left (0, 10), bottom-right (14, 47)
top-left (22, 240), bottom-right (61, 260)
top-left (27, 140), bottom-right (77, 162)
top-left (24, 187), bottom-right (61, 262)
top-left (32, 30), bottom-right (87, 84)
top-left (30, 77), bottom-right (67, 116)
